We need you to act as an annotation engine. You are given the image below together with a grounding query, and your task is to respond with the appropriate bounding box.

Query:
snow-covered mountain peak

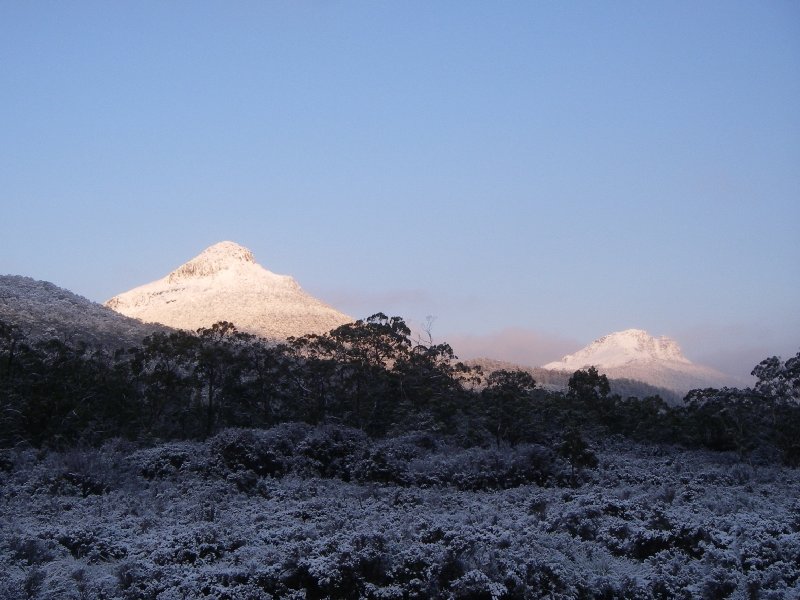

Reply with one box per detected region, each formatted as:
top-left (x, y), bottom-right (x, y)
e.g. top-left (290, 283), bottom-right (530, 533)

top-left (589, 329), bottom-right (688, 364)
top-left (167, 241), bottom-right (257, 282)
top-left (544, 329), bottom-right (690, 370)
top-left (105, 242), bottom-right (352, 340)
top-left (542, 328), bottom-right (734, 396)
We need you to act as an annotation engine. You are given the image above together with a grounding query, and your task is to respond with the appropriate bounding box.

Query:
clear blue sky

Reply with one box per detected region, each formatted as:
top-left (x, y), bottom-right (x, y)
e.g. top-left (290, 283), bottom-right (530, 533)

top-left (1, 1), bottom-right (798, 378)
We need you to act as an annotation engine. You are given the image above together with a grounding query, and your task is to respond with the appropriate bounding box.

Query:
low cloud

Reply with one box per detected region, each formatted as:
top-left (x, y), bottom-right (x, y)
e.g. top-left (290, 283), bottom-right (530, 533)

top-left (675, 323), bottom-right (799, 381)
top-left (447, 328), bottom-right (580, 368)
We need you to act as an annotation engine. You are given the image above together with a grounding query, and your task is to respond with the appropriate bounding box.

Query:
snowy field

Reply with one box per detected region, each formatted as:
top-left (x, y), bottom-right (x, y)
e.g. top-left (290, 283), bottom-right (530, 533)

top-left (1, 429), bottom-right (798, 599)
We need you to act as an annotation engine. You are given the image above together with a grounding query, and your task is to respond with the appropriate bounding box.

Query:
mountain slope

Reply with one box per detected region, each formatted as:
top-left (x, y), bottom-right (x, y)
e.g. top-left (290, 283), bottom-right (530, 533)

top-left (542, 329), bottom-right (735, 396)
top-left (0, 275), bottom-right (166, 348)
top-left (105, 241), bottom-right (353, 340)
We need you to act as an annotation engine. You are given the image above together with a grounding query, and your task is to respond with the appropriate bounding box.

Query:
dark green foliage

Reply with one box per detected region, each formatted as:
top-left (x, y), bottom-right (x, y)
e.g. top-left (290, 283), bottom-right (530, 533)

top-left (565, 367), bottom-right (614, 430)
top-left (1, 314), bottom-right (799, 472)
top-left (680, 353), bottom-right (800, 466)
top-left (558, 429), bottom-right (599, 486)
top-left (568, 366), bottom-right (610, 402)
top-left (480, 369), bottom-right (537, 447)
top-left (0, 324), bottom-right (138, 447)
top-left (128, 329), bottom-right (200, 439)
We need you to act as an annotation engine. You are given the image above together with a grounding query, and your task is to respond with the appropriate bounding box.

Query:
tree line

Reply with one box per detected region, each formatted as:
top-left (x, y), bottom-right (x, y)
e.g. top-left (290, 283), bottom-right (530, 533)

top-left (0, 314), bottom-right (798, 465)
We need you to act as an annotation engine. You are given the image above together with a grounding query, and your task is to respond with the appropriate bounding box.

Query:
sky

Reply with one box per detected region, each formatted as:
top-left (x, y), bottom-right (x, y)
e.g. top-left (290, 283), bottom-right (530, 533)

top-left (1, 1), bottom-right (798, 379)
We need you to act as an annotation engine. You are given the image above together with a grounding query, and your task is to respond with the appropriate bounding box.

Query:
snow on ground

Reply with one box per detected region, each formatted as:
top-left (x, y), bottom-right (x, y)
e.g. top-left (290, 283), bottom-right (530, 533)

top-left (1, 432), bottom-right (798, 599)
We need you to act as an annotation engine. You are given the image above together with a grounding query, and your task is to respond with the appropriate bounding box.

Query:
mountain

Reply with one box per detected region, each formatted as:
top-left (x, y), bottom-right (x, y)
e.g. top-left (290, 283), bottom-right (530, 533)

top-left (542, 329), bottom-right (735, 397)
top-left (105, 241), bottom-right (353, 340)
top-left (0, 275), bottom-right (167, 348)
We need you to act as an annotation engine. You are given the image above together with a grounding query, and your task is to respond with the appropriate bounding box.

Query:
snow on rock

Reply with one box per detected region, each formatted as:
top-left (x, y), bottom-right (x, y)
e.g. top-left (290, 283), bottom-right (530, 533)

top-left (544, 329), bottom-right (691, 368)
top-left (542, 329), bottom-right (736, 396)
top-left (105, 241), bottom-right (353, 340)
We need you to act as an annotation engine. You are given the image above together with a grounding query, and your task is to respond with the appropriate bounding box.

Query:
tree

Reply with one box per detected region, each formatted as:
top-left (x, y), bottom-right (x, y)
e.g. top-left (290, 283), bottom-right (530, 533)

top-left (325, 313), bottom-right (411, 432)
top-left (750, 351), bottom-right (800, 465)
top-left (562, 366), bottom-right (615, 431)
top-left (481, 369), bottom-right (537, 447)
top-left (752, 351), bottom-right (800, 404)
top-left (0, 320), bottom-right (30, 445)
top-left (235, 339), bottom-right (296, 427)
top-left (567, 366), bottom-right (610, 403)
top-left (195, 321), bottom-right (253, 436)
top-left (393, 341), bottom-right (476, 436)
top-left (129, 330), bottom-right (200, 438)
top-left (558, 428), bottom-right (598, 486)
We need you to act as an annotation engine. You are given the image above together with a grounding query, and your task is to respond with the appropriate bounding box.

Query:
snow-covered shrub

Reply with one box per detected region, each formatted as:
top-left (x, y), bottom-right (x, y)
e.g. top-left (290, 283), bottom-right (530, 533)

top-left (132, 441), bottom-right (202, 480)
top-left (521, 558), bottom-right (572, 597)
top-left (727, 462), bottom-right (754, 485)
top-left (407, 443), bottom-right (558, 490)
top-left (294, 424), bottom-right (368, 479)
top-left (57, 447), bottom-right (126, 495)
top-left (208, 423), bottom-right (312, 478)
top-left (699, 567), bottom-right (739, 599)
top-left (628, 526), bottom-right (708, 560)
top-left (350, 434), bottom-right (437, 485)
top-left (4, 432), bottom-right (800, 599)
top-left (114, 560), bottom-right (158, 599)
top-left (551, 504), bottom-right (603, 541)
top-left (56, 529), bottom-right (128, 563)
top-left (5, 534), bottom-right (55, 566)
top-left (448, 568), bottom-right (506, 599)
top-left (151, 526), bottom-right (240, 567)
top-left (353, 446), bottom-right (411, 485)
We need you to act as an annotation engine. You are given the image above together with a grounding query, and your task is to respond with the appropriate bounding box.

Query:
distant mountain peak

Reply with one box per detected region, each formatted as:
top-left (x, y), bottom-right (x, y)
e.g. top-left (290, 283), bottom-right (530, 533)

top-left (168, 241), bottom-right (256, 282)
top-left (542, 328), bottom-right (733, 396)
top-left (106, 241), bottom-right (352, 340)
top-left (544, 329), bottom-right (689, 370)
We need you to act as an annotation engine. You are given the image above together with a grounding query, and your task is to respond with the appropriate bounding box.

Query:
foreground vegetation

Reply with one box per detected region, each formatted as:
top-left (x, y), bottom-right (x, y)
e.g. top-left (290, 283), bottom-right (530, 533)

top-left (1, 432), bottom-right (799, 599)
top-left (1, 314), bottom-right (798, 598)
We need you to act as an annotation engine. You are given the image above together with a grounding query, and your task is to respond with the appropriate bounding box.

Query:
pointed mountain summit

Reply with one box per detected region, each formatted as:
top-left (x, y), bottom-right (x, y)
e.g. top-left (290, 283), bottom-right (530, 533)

top-left (542, 329), bottom-right (735, 397)
top-left (106, 242), bottom-right (352, 340)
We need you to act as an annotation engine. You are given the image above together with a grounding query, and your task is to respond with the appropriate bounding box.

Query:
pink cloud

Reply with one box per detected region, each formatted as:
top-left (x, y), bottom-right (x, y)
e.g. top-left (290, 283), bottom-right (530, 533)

top-left (674, 322), bottom-right (799, 381)
top-left (446, 328), bottom-right (580, 368)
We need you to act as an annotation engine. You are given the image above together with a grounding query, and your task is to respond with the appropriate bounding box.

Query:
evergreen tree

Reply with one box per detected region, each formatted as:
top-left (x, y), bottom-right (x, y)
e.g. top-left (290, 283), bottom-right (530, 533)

top-left (481, 369), bottom-right (537, 447)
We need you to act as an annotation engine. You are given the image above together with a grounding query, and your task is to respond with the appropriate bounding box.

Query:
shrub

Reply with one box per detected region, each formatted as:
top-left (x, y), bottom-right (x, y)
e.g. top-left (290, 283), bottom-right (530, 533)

top-left (132, 442), bottom-right (200, 480)
top-left (208, 424), bottom-right (312, 478)
top-left (294, 424), bottom-right (368, 479)
top-left (56, 529), bottom-right (128, 563)
top-left (407, 444), bottom-right (558, 491)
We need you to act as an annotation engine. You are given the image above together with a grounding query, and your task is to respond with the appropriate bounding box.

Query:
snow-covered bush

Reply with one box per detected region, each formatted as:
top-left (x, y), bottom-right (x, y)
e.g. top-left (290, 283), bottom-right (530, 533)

top-left (4, 431), bottom-right (800, 599)
top-left (132, 441), bottom-right (204, 480)
top-left (208, 423), bottom-right (312, 478)
top-left (294, 424), bottom-right (369, 479)
top-left (406, 443), bottom-right (559, 490)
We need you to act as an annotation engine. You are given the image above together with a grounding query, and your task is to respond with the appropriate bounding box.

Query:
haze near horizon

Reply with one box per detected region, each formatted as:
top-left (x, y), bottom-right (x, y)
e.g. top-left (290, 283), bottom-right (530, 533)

top-left (1, 2), bottom-right (798, 379)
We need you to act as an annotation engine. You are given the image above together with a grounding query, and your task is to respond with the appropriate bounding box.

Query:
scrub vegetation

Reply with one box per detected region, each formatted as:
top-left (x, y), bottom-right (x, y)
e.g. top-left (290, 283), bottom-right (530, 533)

top-left (1, 315), bottom-right (798, 598)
